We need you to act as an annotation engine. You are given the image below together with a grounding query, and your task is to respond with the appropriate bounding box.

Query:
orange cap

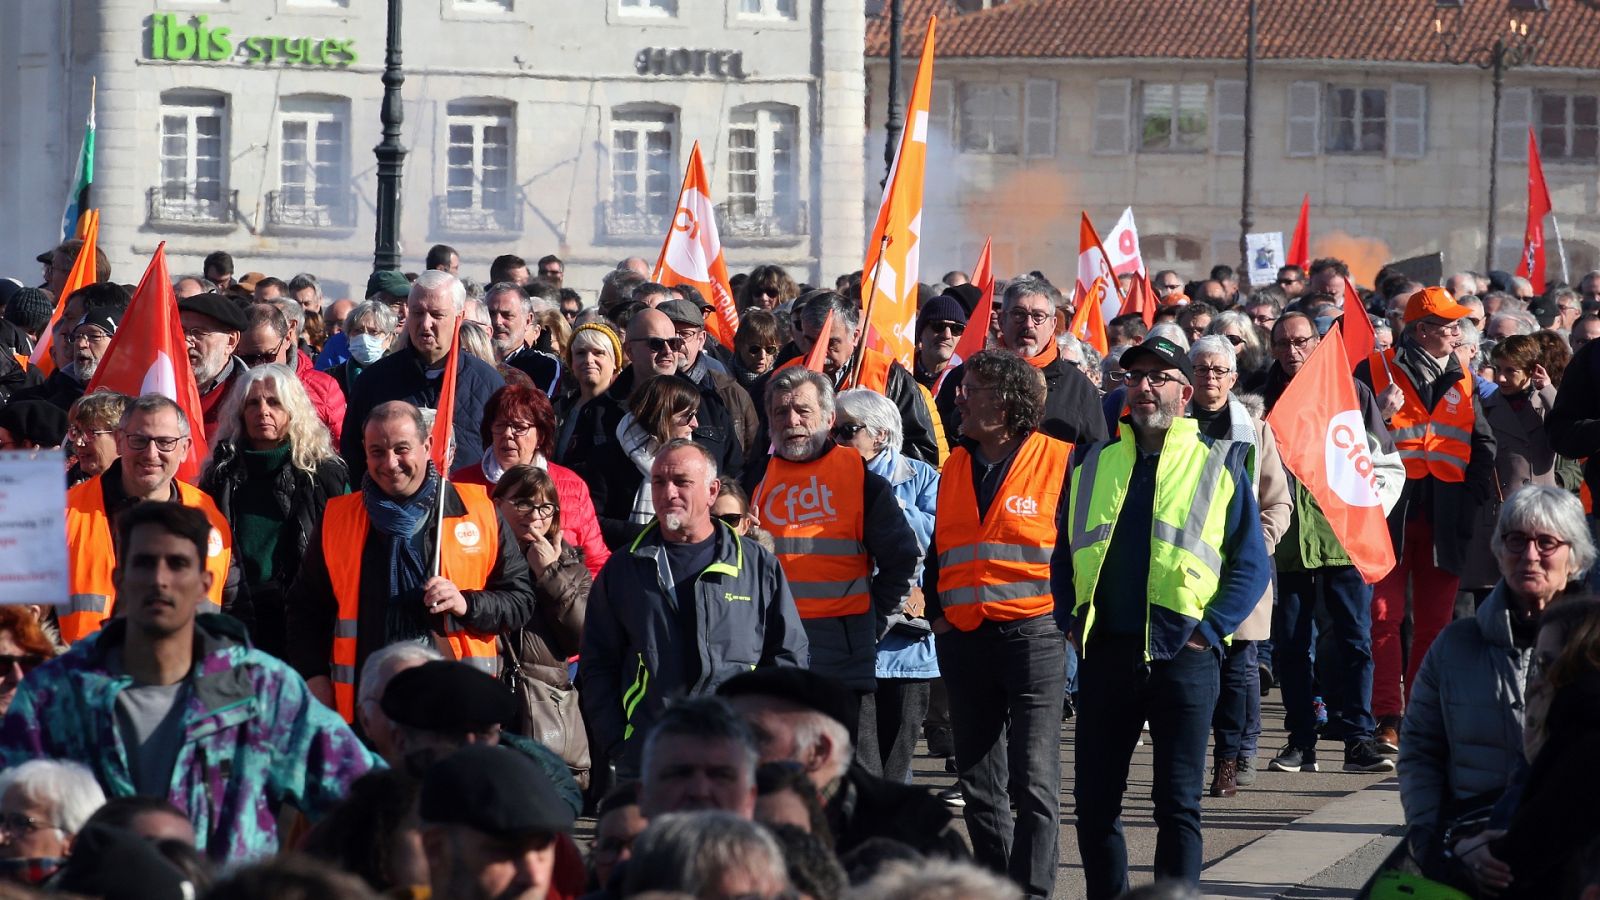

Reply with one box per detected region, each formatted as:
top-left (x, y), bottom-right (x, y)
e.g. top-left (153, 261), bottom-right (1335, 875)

top-left (1403, 286), bottom-right (1470, 325)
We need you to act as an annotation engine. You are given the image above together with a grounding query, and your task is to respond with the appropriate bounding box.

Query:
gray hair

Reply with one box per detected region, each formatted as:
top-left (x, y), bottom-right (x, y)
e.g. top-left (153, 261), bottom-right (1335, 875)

top-left (789, 708), bottom-right (854, 784)
top-left (120, 393), bottom-right (190, 438)
top-left (0, 760), bottom-right (106, 835)
top-left (656, 437), bottom-right (720, 485)
top-left (642, 696), bottom-right (759, 784)
top-left (411, 269), bottom-right (466, 315)
top-left (485, 281), bottom-right (534, 317)
top-left (624, 811), bottom-right (788, 897)
top-left (1189, 334), bottom-right (1238, 370)
top-left (797, 291), bottom-right (860, 335)
top-left (357, 641), bottom-right (444, 709)
top-left (1055, 332), bottom-right (1084, 362)
top-left (1493, 484), bottom-right (1597, 579)
top-left (846, 858), bottom-right (1022, 900)
top-left (175, 274), bottom-right (217, 292)
top-left (266, 295), bottom-right (304, 334)
top-left (764, 366), bottom-right (836, 425)
top-left (1001, 274), bottom-right (1063, 312)
top-left (1145, 322), bottom-right (1190, 351)
top-left (210, 363), bottom-right (337, 474)
top-left (346, 298), bottom-right (398, 335)
top-left (1487, 311), bottom-right (1536, 337)
top-left (1457, 320), bottom-right (1483, 350)
top-left (836, 388), bottom-right (903, 455)
top-left (287, 272), bottom-right (322, 303)
top-left (1101, 345), bottom-right (1127, 377)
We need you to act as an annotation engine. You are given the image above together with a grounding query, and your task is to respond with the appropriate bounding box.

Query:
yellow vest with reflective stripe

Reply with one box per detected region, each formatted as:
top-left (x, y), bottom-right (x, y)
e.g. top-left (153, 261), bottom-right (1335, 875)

top-left (1067, 417), bottom-right (1237, 651)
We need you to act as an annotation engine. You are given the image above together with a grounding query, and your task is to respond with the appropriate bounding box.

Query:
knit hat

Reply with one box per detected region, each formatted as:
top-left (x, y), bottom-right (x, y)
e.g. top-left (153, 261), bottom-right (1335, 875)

top-left (5, 287), bottom-right (54, 333)
top-left (916, 294), bottom-right (969, 339)
top-left (568, 321), bottom-right (623, 369)
top-left (941, 283), bottom-right (983, 317)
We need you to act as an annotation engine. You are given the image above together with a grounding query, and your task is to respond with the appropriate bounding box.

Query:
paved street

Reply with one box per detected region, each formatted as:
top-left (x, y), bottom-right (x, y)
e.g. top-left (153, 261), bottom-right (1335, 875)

top-left (908, 689), bottom-right (1402, 899)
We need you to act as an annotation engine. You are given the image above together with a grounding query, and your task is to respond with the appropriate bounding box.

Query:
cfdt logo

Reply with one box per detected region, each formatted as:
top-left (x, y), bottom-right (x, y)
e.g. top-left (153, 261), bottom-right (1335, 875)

top-left (762, 476), bottom-right (837, 527)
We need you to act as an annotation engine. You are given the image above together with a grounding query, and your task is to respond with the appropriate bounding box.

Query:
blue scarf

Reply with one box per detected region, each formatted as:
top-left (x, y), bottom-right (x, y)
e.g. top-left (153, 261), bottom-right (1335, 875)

top-left (362, 467), bottom-right (441, 644)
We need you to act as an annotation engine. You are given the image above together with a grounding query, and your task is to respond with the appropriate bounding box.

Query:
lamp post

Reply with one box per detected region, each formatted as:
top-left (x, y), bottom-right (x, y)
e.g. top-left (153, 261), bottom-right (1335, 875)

top-left (1238, 0), bottom-right (1257, 282)
top-left (373, 0), bottom-right (407, 272)
top-left (883, 0), bottom-right (903, 186)
top-left (1435, 4), bottom-right (1542, 273)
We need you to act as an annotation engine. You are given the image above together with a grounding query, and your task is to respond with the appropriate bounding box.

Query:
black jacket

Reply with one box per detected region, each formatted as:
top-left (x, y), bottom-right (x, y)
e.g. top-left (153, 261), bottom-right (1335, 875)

top-left (10, 366), bottom-right (83, 412)
top-left (749, 359), bottom-right (940, 467)
top-left (1548, 338), bottom-right (1600, 498)
top-left (827, 763), bottom-right (971, 860)
top-left (934, 354), bottom-right (1109, 449)
top-left (338, 345), bottom-right (506, 482)
top-left (285, 479), bottom-right (536, 689)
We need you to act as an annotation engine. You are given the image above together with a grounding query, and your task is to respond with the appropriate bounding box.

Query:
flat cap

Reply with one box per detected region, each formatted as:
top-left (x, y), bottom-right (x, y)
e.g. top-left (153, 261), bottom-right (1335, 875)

top-left (420, 744), bottom-right (575, 836)
top-left (367, 269), bottom-right (413, 300)
top-left (177, 292), bottom-right (248, 332)
top-left (717, 667), bottom-right (859, 737)
top-left (658, 299), bottom-right (704, 329)
top-left (381, 659), bottom-right (516, 733)
top-left (0, 399), bottom-right (69, 447)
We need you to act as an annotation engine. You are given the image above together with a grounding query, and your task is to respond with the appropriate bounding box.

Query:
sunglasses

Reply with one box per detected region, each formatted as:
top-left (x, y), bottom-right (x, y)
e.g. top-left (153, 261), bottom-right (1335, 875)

top-left (630, 336), bottom-right (685, 354)
top-left (831, 423), bottom-right (869, 442)
top-left (1222, 334), bottom-right (1247, 347)
top-left (238, 347), bottom-right (284, 367)
top-left (0, 654), bottom-right (45, 674)
top-left (925, 321), bottom-right (965, 336)
top-left (715, 512), bottom-right (745, 528)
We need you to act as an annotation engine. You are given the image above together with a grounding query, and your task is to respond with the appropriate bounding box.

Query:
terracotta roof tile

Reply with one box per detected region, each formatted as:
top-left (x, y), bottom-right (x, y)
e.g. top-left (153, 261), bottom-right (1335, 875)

top-left (866, 0), bottom-right (1600, 70)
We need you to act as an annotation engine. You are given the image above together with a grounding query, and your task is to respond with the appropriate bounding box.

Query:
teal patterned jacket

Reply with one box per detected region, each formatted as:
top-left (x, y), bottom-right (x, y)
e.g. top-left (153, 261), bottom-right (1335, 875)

top-left (0, 614), bottom-right (380, 863)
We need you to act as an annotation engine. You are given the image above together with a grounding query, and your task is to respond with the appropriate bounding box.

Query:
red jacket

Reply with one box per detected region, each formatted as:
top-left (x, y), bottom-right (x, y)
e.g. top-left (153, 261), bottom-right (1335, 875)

top-left (295, 350), bottom-right (346, 449)
top-left (451, 459), bottom-right (611, 578)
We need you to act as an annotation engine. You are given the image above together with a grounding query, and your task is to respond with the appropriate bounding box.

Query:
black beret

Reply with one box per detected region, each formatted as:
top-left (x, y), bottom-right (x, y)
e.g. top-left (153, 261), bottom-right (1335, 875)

top-left (176, 291), bottom-right (248, 332)
top-left (420, 744), bottom-right (575, 836)
top-left (0, 399), bottom-right (69, 447)
top-left (57, 824), bottom-right (191, 900)
top-left (717, 667), bottom-right (859, 738)
top-left (381, 660), bottom-right (516, 733)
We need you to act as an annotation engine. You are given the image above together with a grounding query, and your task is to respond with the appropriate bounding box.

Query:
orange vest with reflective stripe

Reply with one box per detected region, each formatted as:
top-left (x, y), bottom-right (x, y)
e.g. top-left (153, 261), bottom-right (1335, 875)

top-left (934, 432), bottom-right (1072, 631)
top-left (1368, 349), bottom-right (1473, 483)
top-left (754, 445), bottom-right (871, 619)
top-left (321, 484), bottom-right (501, 722)
top-left (62, 477), bottom-right (232, 644)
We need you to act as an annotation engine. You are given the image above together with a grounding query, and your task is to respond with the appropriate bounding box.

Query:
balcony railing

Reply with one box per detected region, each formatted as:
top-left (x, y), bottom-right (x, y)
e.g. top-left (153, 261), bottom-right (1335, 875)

top-left (715, 200), bottom-right (809, 241)
top-left (431, 196), bottom-right (523, 235)
top-left (146, 186), bottom-right (236, 228)
top-left (600, 200), bottom-right (670, 239)
top-left (265, 189), bottom-right (358, 231)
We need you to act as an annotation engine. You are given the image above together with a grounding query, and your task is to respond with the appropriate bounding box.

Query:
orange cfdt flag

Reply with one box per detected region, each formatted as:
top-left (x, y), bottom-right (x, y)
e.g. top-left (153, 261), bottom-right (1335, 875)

top-left (653, 141), bottom-right (740, 349)
top-left (949, 238), bottom-right (993, 365)
top-left (1265, 322), bottom-right (1396, 583)
top-left (1340, 279), bottom-right (1377, 370)
top-left (1518, 127), bottom-right (1553, 294)
top-left (1073, 212), bottom-right (1125, 325)
top-left (32, 208), bottom-right (100, 376)
top-left (804, 310), bottom-right (835, 373)
top-left (859, 16), bottom-right (937, 370)
top-left (85, 242), bottom-right (210, 482)
top-left (1068, 278), bottom-right (1111, 355)
top-left (429, 315), bottom-right (463, 473)
top-left (1288, 194), bottom-right (1311, 270)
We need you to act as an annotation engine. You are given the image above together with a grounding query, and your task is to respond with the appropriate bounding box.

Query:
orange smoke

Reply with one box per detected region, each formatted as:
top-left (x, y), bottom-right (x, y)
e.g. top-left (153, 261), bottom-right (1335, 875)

top-left (963, 166), bottom-right (1076, 281)
top-left (1310, 230), bottom-right (1392, 288)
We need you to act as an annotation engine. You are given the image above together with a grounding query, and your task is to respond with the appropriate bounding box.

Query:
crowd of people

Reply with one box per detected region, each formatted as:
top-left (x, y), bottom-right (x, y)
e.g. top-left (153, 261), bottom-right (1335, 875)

top-left (3, 240), bottom-right (1600, 900)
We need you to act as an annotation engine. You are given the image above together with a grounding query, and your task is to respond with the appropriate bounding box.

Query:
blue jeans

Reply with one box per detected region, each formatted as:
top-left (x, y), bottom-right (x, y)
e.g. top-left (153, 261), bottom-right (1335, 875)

top-left (1276, 566), bottom-right (1375, 748)
top-left (1074, 634), bottom-right (1222, 900)
top-left (939, 615), bottom-right (1066, 900)
top-left (1211, 640), bottom-right (1260, 761)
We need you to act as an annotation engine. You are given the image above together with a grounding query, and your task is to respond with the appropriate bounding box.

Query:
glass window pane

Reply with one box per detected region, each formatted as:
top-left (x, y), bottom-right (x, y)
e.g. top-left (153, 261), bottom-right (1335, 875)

top-left (1575, 96), bottom-right (1597, 127)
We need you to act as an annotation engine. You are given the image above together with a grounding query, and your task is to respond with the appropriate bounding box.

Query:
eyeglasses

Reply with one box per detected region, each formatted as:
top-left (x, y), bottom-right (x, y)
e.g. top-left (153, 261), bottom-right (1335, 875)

top-left (1157, 283), bottom-right (1184, 292)
top-left (630, 336), bottom-right (685, 354)
top-left (1251, 314), bottom-right (1278, 325)
top-left (66, 426), bottom-right (114, 444)
top-left (1272, 336), bottom-right (1317, 352)
top-left (744, 345), bottom-right (780, 357)
top-left (1502, 531), bottom-right (1569, 557)
top-left (490, 421), bottom-right (536, 438)
top-left (1193, 365), bottom-right (1235, 379)
top-left (70, 329), bottom-right (110, 346)
top-left (0, 813), bottom-right (59, 837)
top-left (715, 512), bottom-right (745, 528)
top-left (1006, 309), bottom-right (1052, 326)
top-left (925, 321), bottom-right (965, 336)
top-left (831, 423), bottom-right (869, 442)
top-left (505, 499), bottom-right (558, 519)
top-left (0, 654), bottom-right (44, 675)
top-left (1421, 320), bottom-right (1463, 334)
top-left (1276, 277), bottom-right (1304, 286)
top-left (122, 433), bottom-right (186, 452)
top-left (182, 326), bottom-right (223, 342)
top-left (1114, 370), bottom-right (1184, 387)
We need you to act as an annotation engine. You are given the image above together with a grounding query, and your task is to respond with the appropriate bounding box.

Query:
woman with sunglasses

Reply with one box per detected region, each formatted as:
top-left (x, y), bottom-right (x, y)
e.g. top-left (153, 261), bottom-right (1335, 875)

top-left (833, 388), bottom-right (940, 785)
top-left (0, 608), bottom-right (55, 717)
top-left (64, 390), bottom-right (129, 487)
top-left (737, 264), bottom-right (799, 312)
top-left (581, 374), bottom-right (702, 549)
top-left (200, 363), bottom-right (348, 659)
top-left (712, 481), bottom-right (774, 552)
top-left (1208, 310), bottom-right (1270, 392)
top-left (490, 464), bottom-right (593, 787)
top-left (731, 310), bottom-right (782, 390)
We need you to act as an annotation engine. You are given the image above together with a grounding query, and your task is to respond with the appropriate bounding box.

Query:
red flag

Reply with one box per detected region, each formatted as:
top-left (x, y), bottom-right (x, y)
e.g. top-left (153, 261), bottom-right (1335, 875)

top-left (429, 315), bottom-right (463, 472)
top-left (1068, 278), bottom-right (1111, 355)
top-left (950, 239), bottom-right (993, 365)
top-left (1518, 127), bottom-right (1552, 294)
top-left (85, 242), bottom-right (209, 482)
top-left (33, 208), bottom-right (100, 376)
top-left (804, 310), bottom-right (835, 373)
top-left (653, 142), bottom-right (740, 349)
top-left (1265, 322), bottom-right (1396, 583)
top-left (1288, 193), bottom-right (1310, 270)
top-left (1118, 270), bottom-right (1157, 329)
top-left (1340, 279), bottom-right (1376, 370)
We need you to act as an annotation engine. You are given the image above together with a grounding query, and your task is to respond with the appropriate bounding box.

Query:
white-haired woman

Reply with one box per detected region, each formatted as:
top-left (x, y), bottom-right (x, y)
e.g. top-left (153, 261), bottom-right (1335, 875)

top-left (0, 759), bottom-right (106, 877)
top-left (1209, 309), bottom-right (1270, 391)
top-left (201, 364), bottom-right (348, 659)
top-left (834, 388), bottom-right (939, 785)
top-left (1400, 484), bottom-right (1596, 887)
top-left (325, 300), bottom-right (398, 399)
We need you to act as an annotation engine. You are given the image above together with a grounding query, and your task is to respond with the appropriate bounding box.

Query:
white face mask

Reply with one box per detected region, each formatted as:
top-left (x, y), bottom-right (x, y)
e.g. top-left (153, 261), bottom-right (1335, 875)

top-left (349, 333), bottom-right (387, 365)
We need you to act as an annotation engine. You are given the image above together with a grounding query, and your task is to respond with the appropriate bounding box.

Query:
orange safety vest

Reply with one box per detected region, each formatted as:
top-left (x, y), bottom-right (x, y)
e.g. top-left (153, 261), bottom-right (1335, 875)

top-left (62, 477), bottom-right (232, 644)
top-left (1368, 349), bottom-right (1473, 483)
top-left (774, 346), bottom-right (894, 393)
top-left (753, 445), bottom-right (872, 619)
top-left (934, 431), bottom-right (1072, 632)
top-left (321, 483), bottom-right (501, 722)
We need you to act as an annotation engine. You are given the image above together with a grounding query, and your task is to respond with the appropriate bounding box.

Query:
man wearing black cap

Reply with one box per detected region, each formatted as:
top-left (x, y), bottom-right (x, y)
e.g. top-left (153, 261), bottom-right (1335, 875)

top-left (420, 743), bottom-right (575, 900)
top-left (1059, 335), bottom-right (1271, 898)
top-left (661, 298), bottom-right (758, 453)
top-left (177, 292), bottom-right (248, 439)
top-left (914, 289), bottom-right (972, 391)
top-left (717, 667), bottom-right (968, 860)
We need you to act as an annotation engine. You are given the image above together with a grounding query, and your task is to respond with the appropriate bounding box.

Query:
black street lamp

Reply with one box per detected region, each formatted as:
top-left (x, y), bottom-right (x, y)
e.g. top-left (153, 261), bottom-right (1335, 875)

top-left (373, 0), bottom-right (407, 272)
top-left (1238, 0), bottom-right (1257, 282)
top-left (1435, 3), bottom-right (1542, 272)
top-left (883, 0), bottom-right (903, 187)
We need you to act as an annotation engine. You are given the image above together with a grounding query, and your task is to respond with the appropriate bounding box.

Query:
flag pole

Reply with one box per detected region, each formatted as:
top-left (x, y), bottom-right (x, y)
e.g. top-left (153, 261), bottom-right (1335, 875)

top-left (846, 232), bottom-right (892, 389)
top-left (1552, 213), bottom-right (1571, 286)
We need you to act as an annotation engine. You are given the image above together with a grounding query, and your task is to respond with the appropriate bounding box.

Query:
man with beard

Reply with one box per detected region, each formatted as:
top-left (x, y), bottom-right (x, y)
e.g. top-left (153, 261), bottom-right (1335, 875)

top-left (580, 440), bottom-right (806, 777)
top-left (485, 282), bottom-right (562, 396)
top-left (1060, 335), bottom-right (1270, 899)
top-left (178, 292), bottom-right (249, 440)
top-left (752, 367), bottom-right (919, 737)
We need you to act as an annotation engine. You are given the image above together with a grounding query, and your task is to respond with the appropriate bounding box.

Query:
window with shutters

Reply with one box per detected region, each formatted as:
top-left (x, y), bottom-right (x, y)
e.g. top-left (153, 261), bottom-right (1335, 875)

top-left (271, 96), bottom-right (351, 230)
top-left (607, 107), bottom-right (677, 236)
top-left (1023, 79), bottom-right (1057, 158)
top-left (929, 79), bottom-right (955, 150)
top-left (1390, 84), bottom-right (1427, 159)
top-left (1500, 88), bottom-right (1533, 162)
top-left (1093, 79), bottom-right (1132, 156)
top-left (1139, 82), bottom-right (1208, 152)
top-left (154, 91), bottom-right (230, 224)
top-left (442, 101), bottom-right (517, 232)
top-left (1286, 81), bottom-right (1321, 158)
top-left (722, 104), bottom-right (801, 238)
top-left (1214, 80), bottom-right (1245, 155)
top-left (957, 82), bottom-right (1019, 155)
top-left (1537, 93), bottom-right (1599, 162)
top-left (1326, 86), bottom-right (1387, 154)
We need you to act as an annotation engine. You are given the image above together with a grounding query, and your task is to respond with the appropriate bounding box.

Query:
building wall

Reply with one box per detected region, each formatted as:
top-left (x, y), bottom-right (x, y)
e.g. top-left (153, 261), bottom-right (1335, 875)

top-left (867, 57), bottom-right (1600, 287)
top-left (0, 0), bottom-right (866, 300)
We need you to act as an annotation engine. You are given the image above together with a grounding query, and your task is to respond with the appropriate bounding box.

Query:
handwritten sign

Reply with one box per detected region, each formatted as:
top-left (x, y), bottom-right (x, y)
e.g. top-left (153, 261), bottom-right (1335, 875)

top-left (0, 452), bottom-right (67, 604)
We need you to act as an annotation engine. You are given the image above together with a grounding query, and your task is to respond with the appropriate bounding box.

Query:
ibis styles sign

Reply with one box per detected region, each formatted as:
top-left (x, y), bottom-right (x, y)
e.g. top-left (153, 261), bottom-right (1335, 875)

top-left (147, 14), bottom-right (358, 66)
